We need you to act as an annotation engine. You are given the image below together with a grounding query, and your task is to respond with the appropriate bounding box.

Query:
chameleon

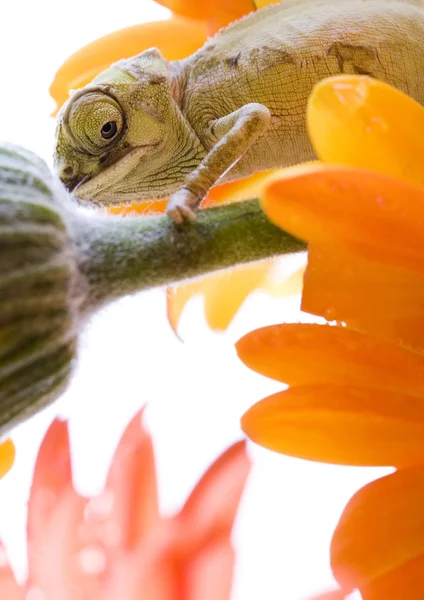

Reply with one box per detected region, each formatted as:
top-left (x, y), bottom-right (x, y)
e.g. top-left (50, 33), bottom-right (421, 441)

top-left (54, 0), bottom-right (424, 224)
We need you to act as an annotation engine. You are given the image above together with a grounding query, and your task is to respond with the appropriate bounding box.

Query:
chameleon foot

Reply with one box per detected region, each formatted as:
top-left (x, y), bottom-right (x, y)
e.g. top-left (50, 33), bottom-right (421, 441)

top-left (166, 188), bottom-right (200, 225)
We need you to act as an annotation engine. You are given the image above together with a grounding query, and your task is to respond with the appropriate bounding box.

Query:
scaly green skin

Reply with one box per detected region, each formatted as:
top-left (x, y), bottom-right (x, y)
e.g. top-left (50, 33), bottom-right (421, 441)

top-left (54, 0), bottom-right (424, 222)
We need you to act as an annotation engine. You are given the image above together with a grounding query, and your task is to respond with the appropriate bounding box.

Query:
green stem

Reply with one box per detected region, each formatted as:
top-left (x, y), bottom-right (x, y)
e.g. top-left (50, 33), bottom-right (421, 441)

top-left (72, 200), bottom-right (306, 313)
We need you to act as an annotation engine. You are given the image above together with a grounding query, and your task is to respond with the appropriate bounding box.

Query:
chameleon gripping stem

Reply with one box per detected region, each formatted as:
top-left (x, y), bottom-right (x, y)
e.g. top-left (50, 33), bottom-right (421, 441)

top-left (73, 198), bottom-right (306, 314)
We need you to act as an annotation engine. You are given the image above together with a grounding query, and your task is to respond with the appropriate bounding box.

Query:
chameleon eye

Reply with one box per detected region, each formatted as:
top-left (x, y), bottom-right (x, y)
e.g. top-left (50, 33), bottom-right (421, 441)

top-left (101, 121), bottom-right (118, 140)
top-left (65, 91), bottom-right (125, 155)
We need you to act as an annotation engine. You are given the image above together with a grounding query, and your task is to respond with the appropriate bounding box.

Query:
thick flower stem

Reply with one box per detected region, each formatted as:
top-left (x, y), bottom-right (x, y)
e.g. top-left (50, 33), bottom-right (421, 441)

top-left (72, 200), bottom-right (306, 314)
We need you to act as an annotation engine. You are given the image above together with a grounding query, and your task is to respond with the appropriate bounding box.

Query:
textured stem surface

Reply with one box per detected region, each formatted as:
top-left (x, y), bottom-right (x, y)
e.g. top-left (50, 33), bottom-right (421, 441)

top-left (72, 200), bottom-right (306, 313)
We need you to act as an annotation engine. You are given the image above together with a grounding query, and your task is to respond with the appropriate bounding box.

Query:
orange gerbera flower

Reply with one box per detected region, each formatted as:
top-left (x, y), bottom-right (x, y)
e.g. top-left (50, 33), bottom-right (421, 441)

top-left (237, 75), bottom-right (424, 599)
top-left (0, 409), bottom-right (250, 598)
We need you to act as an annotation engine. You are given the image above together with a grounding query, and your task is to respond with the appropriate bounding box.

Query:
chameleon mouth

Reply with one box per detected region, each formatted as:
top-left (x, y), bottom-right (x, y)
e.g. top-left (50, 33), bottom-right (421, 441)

top-left (72, 146), bottom-right (152, 202)
top-left (64, 175), bottom-right (88, 193)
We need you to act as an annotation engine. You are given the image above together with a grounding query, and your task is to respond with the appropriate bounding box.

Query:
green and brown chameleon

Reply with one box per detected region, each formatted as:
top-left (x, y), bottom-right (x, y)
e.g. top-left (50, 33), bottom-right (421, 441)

top-left (54, 0), bottom-right (424, 224)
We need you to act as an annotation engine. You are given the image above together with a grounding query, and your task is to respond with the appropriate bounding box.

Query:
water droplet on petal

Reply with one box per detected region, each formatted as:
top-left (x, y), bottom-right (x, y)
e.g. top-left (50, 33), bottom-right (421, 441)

top-left (77, 545), bottom-right (107, 575)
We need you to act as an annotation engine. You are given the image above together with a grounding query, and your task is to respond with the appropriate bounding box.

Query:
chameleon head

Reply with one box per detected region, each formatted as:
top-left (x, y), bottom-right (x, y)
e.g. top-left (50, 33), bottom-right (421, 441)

top-left (54, 48), bottom-right (199, 206)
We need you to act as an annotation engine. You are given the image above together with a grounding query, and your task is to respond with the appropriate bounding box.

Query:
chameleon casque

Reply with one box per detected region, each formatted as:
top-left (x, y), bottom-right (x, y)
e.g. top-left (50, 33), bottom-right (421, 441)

top-left (54, 0), bottom-right (424, 223)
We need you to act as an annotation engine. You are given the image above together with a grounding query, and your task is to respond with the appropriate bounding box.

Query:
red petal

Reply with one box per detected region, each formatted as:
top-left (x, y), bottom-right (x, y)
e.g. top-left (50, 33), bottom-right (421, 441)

top-left (28, 484), bottom-right (106, 598)
top-left (104, 522), bottom-right (181, 600)
top-left (179, 440), bottom-right (251, 543)
top-left (184, 538), bottom-right (235, 600)
top-left (0, 540), bottom-right (22, 599)
top-left (103, 409), bottom-right (159, 550)
top-left (103, 442), bottom-right (248, 598)
top-left (308, 591), bottom-right (349, 600)
top-left (27, 419), bottom-right (72, 548)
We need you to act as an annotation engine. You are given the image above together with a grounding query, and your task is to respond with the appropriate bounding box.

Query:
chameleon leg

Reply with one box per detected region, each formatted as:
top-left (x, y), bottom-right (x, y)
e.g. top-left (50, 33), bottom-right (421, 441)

top-left (166, 103), bottom-right (271, 224)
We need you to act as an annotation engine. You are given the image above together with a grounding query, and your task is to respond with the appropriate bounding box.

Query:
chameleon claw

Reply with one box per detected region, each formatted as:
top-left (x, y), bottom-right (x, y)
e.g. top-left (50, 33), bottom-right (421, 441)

top-left (166, 188), bottom-right (200, 224)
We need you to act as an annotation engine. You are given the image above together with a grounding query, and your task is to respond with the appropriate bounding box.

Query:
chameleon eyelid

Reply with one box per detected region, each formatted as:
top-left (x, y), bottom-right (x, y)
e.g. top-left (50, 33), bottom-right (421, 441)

top-left (62, 86), bottom-right (127, 154)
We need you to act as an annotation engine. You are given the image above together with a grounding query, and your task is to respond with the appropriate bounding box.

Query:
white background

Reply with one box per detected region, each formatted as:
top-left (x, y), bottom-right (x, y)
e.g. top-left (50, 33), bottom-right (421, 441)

top-left (0, 2), bottom-right (389, 598)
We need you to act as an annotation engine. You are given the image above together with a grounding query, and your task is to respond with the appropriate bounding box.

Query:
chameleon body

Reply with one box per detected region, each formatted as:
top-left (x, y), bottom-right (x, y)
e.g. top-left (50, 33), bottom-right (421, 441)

top-left (54, 0), bottom-right (424, 223)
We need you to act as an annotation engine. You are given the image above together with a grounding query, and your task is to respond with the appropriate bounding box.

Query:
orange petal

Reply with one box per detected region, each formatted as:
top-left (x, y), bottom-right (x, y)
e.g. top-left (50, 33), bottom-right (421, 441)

top-left (0, 540), bottom-right (21, 599)
top-left (108, 199), bottom-right (167, 217)
top-left (154, 0), bottom-right (254, 31)
top-left (166, 279), bottom-right (210, 337)
top-left (308, 75), bottom-right (424, 188)
top-left (27, 419), bottom-right (72, 549)
top-left (0, 439), bottom-right (15, 479)
top-left (185, 538), bottom-right (234, 600)
top-left (110, 169), bottom-right (285, 216)
top-left (360, 553), bottom-right (424, 600)
top-left (236, 323), bottom-right (424, 395)
top-left (49, 17), bottom-right (208, 114)
top-left (109, 171), bottom-right (278, 218)
top-left (303, 245), bottom-right (424, 321)
top-left (203, 170), bottom-right (280, 208)
top-left (265, 263), bottom-right (305, 298)
top-left (167, 261), bottom-right (272, 334)
top-left (104, 409), bottom-right (159, 550)
top-left (331, 467), bottom-right (424, 589)
top-left (254, 0), bottom-right (278, 6)
top-left (302, 245), bottom-right (424, 352)
top-left (262, 163), bottom-right (424, 272)
top-left (242, 384), bottom-right (424, 467)
top-left (179, 440), bottom-right (251, 542)
top-left (204, 165), bottom-right (318, 208)
top-left (203, 262), bottom-right (272, 330)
